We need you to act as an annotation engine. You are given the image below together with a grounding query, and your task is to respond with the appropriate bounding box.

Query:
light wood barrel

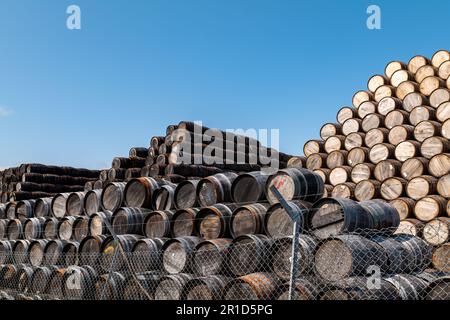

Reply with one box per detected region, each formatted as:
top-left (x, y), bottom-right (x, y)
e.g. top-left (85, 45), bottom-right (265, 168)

top-left (437, 174), bottom-right (450, 198)
top-left (113, 207), bottom-right (151, 235)
top-left (124, 177), bottom-right (161, 208)
top-left (374, 85), bottom-right (395, 102)
top-left (415, 65), bottom-right (437, 83)
top-left (230, 204), bottom-right (269, 238)
top-left (331, 183), bottom-right (355, 199)
top-left (329, 166), bottom-right (352, 186)
top-left (143, 210), bottom-right (174, 238)
top-left (303, 140), bottom-right (325, 157)
top-left (401, 157), bottom-right (429, 180)
top-left (391, 69), bottom-right (414, 87)
top-left (306, 153), bottom-right (328, 170)
top-left (344, 132), bottom-right (365, 151)
top-left (385, 61), bottom-right (407, 79)
top-left (365, 128), bottom-right (389, 148)
top-left (430, 88), bottom-right (450, 108)
top-left (320, 123), bottom-right (342, 140)
top-left (369, 143), bottom-right (395, 164)
top-left (410, 106), bottom-right (436, 126)
top-left (337, 107), bottom-right (357, 124)
top-left (432, 243), bottom-right (450, 272)
top-left (380, 177), bottom-right (407, 200)
top-left (197, 172), bottom-right (238, 207)
top-left (368, 75), bottom-right (388, 93)
top-left (287, 156), bottom-right (306, 168)
top-left (442, 119), bottom-right (450, 139)
top-left (223, 272), bottom-right (281, 300)
top-left (432, 50), bottom-right (450, 68)
top-left (438, 60), bottom-right (450, 80)
top-left (406, 176), bottom-right (438, 200)
top-left (66, 192), bottom-right (86, 217)
top-left (403, 92), bottom-right (429, 112)
top-left (264, 200), bottom-right (311, 238)
top-left (385, 110), bottom-right (409, 129)
top-left (314, 168), bottom-right (331, 184)
top-left (347, 147), bottom-right (369, 167)
top-left (357, 101), bottom-right (377, 119)
top-left (170, 208), bottom-right (200, 238)
top-left (354, 180), bottom-right (380, 201)
top-left (174, 180), bottom-right (199, 209)
top-left (420, 76), bottom-right (445, 96)
top-left (84, 189), bottom-right (103, 216)
top-left (414, 121), bottom-right (442, 142)
top-left (408, 55), bottom-right (430, 74)
top-left (342, 119), bottom-right (362, 136)
top-left (429, 153), bottom-right (450, 177)
top-left (101, 182), bottom-right (127, 212)
top-left (326, 150), bottom-right (347, 169)
top-left (421, 137), bottom-right (450, 159)
top-left (395, 218), bottom-right (424, 236)
top-left (324, 135), bottom-right (346, 153)
top-left (378, 97), bottom-right (402, 116)
top-left (352, 91), bottom-right (373, 109)
top-left (423, 218), bottom-right (450, 246)
top-left (436, 102), bottom-right (450, 122)
top-left (374, 160), bottom-right (402, 181)
top-left (414, 195), bottom-right (447, 222)
top-left (395, 140), bottom-right (422, 162)
top-left (396, 81), bottom-right (420, 100)
top-left (195, 204), bottom-right (237, 239)
top-left (351, 163), bottom-right (374, 183)
top-left (390, 198), bottom-right (416, 220)
top-left (162, 237), bottom-right (202, 274)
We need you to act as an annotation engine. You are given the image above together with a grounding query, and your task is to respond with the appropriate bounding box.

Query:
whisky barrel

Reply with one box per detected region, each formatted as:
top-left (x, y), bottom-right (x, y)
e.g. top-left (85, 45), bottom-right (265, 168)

top-left (344, 132), bottom-right (365, 151)
top-left (287, 156), bottom-right (306, 168)
top-left (78, 235), bottom-right (108, 266)
top-left (308, 198), bottom-right (373, 240)
top-left (365, 128), bottom-right (389, 148)
top-left (351, 163), bottom-right (374, 183)
top-left (181, 275), bottom-right (232, 300)
top-left (66, 192), bottom-right (86, 216)
top-left (0, 240), bottom-right (15, 264)
top-left (305, 153), bottom-right (327, 170)
top-left (100, 235), bottom-right (143, 272)
top-left (28, 240), bottom-right (50, 267)
top-left (438, 61), bottom-right (450, 80)
top-left (391, 69), bottom-right (414, 87)
top-left (354, 180), bottom-right (380, 201)
top-left (34, 198), bottom-right (52, 218)
top-left (24, 164), bottom-right (100, 178)
top-left (385, 110), bottom-right (409, 129)
top-left (421, 136), bottom-right (450, 159)
top-left (43, 240), bottom-right (68, 265)
top-left (23, 217), bottom-right (46, 240)
top-left (303, 140), bottom-right (325, 157)
top-left (170, 208), bottom-right (200, 238)
top-left (174, 180), bottom-right (199, 209)
top-left (413, 120), bottom-right (442, 142)
top-left (94, 272), bottom-right (126, 300)
top-left (320, 123), bottom-right (342, 140)
top-left (390, 198), bottom-right (416, 220)
top-left (58, 216), bottom-right (77, 241)
top-left (437, 174), bottom-right (450, 197)
top-left (43, 217), bottom-right (59, 240)
top-left (151, 136), bottom-right (166, 150)
top-left (396, 81), bottom-right (419, 100)
top-left (197, 172), bottom-right (238, 207)
top-left (420, 76), bottom-right (445, 96)
top-left (230, 203), bottom-right (269, 238)
top-left (46, 268), bottom-right (66, 297)
top-left (5, 202), bottom-right (16, 219)
top-left (329, 166), bottom-right (352, 186)
top-left (83, 189), bottom-right (103, 216)
top-left (392, 234), bottom-right (432, 271)
top-left (359, 199), bottom-right (400, 232)
top-left (425, 276), bottom-right (450, 300)
top-left (231, 171), bottom-right (269, 203)
top-left (154, 274), bottom-right (194, 300)
top-left (347, 147), bottom-right (369, 167)
top-left (410, 106), bottom-right (436, 126)
top-left (195, 204), bottom-right (237, 239)
top-left (17, 265), bottom-right (34, 293)
top-left (314, 168), bottom-right (331, 184)
top-left (0, 220), bottom-right (8, 239)
top-left (314, 235), bottom-right (387, 282)
top-left (395, 140), bottom-right (422, 162)
top-left (337, 106), bottom-right (357, 124)
top-left (193, 239), bottom-right (232, 276)
top-left (107, 168), bottom-right (126, 180)
top-left (265, 168), bottom-right (324, 204)
top-left (12, 240), bottom-right (31, 264)
top-left (378, 97), bottom-right (403, 115)
top-left (429, 153), bottom-right (450, 177)
top-left (370, 236), bottom-right (416, 274)
top-left (101, 182), bottom-right (127, 212)
top-left (112, 207), bottom-right (151, 235)
top-left (383, 274), bottom-right (431, 300)
top-left (388, 125), bottom-right (415, 145)
top-left (362, 113), bottom-right (385, 132)
top-left (319, 277), bottom-right (400, 300)
top-left (403, 92), bottom-right (429, 112)
top-left (15, 200), bottom-right (35, 221)
top-left (368, 74), bottom-right (389, 92)
top-left (423, 218), bottom-right (450, 246)
top-left (88, 211), bottom-right (113, 236)
top-left (264, 200), bottom-right (311, 238)
top-left (7, 219), bottom-right (23, 240)
top-left (123, 177), bottom-right (161, 208)
top-left (352, 90), bottom-right (373, 108)
top-left (416, 65), bottom-right (436, 83)
top-left (152, 185), bottom-right (176, 210)
top-left (223, 272), bottom-right (281, 300)
top-left (331, 183), bottom-right (355, 199)
top-left (357, 101), bottom-right (377, 119)
top-left (443, 119), bottom-right (450, 139)
top-left (432, 244), bottom-right (450, 272)
top-left (272, 235), bottom-right (317, 280)
top-left (342, 119), bottom-right (362, 136)
top-left (386, 61), bottom-right (407, 78)
top-left (374, 159), bottom-right (402, 181)
top-left (394, 219), bottom-right (424, 237)
top-left (401, 157), bottom-right (429, 180)
top-left (143, 210), bottom-right (174, 238)
top-left (62, 241), bottom-right (79, 267)
top-left (326, 150), bottom-right (347, 169)
top-left (277, 278), bottom-right (320, 300)
top-left (369, 143), bottom-right (395, 164)
top-left (436, 102), bottom-right (450, 122)
top-left (72, 216), bottom-right (89, 241)
top-left (414, 195), bottom-right (447, 222)
top-left (406, 176), bottom-right (438, 200)
top-left (129, 147), bottom-right (149, 158)
top-left (30, 266), bottom-right (56, 294)
top-left (162, 236), bottom-right (202, 274)
top-left (131, 239), bottom-right (167, 273)
top-left (51, 193), bottom-right (69, 219)
top-left (380, 177), bottom-right (407, 200)
top-left (111, 157), bottom-right (146, 170)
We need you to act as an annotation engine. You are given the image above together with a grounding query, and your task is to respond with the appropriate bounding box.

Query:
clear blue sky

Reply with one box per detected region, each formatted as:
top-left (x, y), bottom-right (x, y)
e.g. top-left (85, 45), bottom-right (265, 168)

top-left (0, 0), bottom-right (449, 169)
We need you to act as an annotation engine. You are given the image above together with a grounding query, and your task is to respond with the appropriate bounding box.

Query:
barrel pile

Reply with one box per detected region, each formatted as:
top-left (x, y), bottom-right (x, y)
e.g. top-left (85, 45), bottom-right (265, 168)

top-left (0, 164), bottom-right (100, 204)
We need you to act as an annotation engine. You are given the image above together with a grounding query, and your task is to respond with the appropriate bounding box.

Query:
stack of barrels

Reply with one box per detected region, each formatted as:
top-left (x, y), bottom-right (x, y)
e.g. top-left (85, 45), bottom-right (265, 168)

top-left (0, 164), bottom-right (100, 204)
top-left (300, 50), bottom-right (450, 266)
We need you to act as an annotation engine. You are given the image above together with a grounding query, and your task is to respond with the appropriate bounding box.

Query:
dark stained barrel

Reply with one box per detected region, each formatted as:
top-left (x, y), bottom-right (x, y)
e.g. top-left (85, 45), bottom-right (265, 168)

top-left (122, 272), bottom-right (162, 300)
top-left (174, 180), bottom-right (199, 209)
top-left (426, 276), bottom-right (450, 300)
top-left (265, 200), bottom-right (311, 238)
top-left (63, 265), bottom-right (98, 300)
top-left (143, 210), bottom-right (175, 238)
top-left (384, 274), bottom-right (433, 300)
top-left (0, 204), bottom-right (6, 219)
top-left (15, 200), bottom-right (35, 221)
top-left (30, 266), bottom-right (55, 294)
top-left (43, 240), bottom-right (68, 266)
top-left (314, 235), bottom-right (388, 282)
top-left (88, 211), bottom-right (113, 236)
top-left (25, 164), bottom-right (100, 178)
top-left (101, 182), bottom-right (127, 212)
top-left (182, 276), bottom-right (232, 300)
top-left (392, 234), bottom-right (433, 272)
top-left (197, 172), bottom-right (238, 207)
top-left (129, 147), bottom-right (149, 158)
top-left (12, 239), bottom-right (31, 264)
top-left (66, 192), bottom-right (86, 216)
top-left (359, 199), bottom-right (400, 234)
top-left (231, 171), bottom-right (270, 203)
top-left (7, 219), bottom-right (23, 240)
top-left (5, 202), bottom-right (16, 219)
top-left (154, 274), bottom-right (194, 300)
top-left (265, 168), bottom-right (324, 204)
top-left (72, 216), bottom-right (90, 241)
top-left (0, 264), bottom-right (20, 290)
top-left (223, 273), bottom-right (282, 300)
top-left (112, 207), bottom-right (151, 235)
top-left (100, 235), bottom-right (144, 272)
top-left (78, 235), bottom-right (108, 266)
top-left (0, 240), bottom-right (15, 264)
top-left (0, 220), bottom-right (8, 239)
top-left (47, 268), bottom-right (66, 297)
top-left (84, 189), bottom-right (103, 216)
top-left (123, 177), bottom-right (161, 208)
top-left (131, 238), bottom-right (168, 273)
top-left (171, 208), bottom-right (200, 238)
top-left (162, 236), bottom-right (202, 274)
top-left (277, 277), bottom-right (319, 300)
top-left (319, 277), bottom-right (400, 300)
top-left (63, 241), bottom-right (79, 267)
top-left (51, 193), bottom-right (70, 219)
top-left (308, 197), bottom-right (374, 240)
top-left (193, 239), bottom-right (232, 276)
top-left (23, 217), bottom-right (46, 240)
top-left (195, 204), bottom-right (238, 240)
top-left (28, 240), bottom-right (51, 267)
top-left (230, 203), bottom-right (269, 238)
top-left (58, 216), bottom-right (77, 241)
top-left (112, 157), bottom-right (146, 170)
top-left (43, 217), bottom-right (59, 240)
top-left (17, 265), bottom-right (35, 293)
top-left (94, 272), bottom-right (126, 300)
top-left (34, 198), bottom-right (52, 218)
top-left (151, 185), bottom-right (176, 210)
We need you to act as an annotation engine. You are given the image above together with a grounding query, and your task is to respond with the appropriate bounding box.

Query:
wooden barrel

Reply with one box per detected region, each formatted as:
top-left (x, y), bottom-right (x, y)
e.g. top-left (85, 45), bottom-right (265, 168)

top-left (231, 171), bottom-right (269, 203)
top-left (429, 153), bottom-right (450, 177)
top-left (426, 276), bottom-right (450, 300)
top-left (303, 140), bottom-right (325, 157)
top-left (47, 268), bottom-right (66, 297)
top-left (416, 65), bottom-right (437, 83)
top-left (162, 236), bottom-right (202, 274)
top-left (410, 106), bottom-right (436, 126)
top-left (314, 168), bottom-right (331, 184)
top-left (63, 242), bottom-right (79, 267)
top-left (43, 240), bottom-right (68, 266)
top-left (362, 113), bottom-right (385, 132)
top-left (388, 125), bottom-right (415, 145)
top-left (395, 140), bottom-right (422, 162)
top-left (337, 106), bottom-right (357, 124)
top-left (123, 177), bottom-right (161, 208)
top-left (415, 195), bottom-right (447, 222)
top-left (17, 265), bottom-right (34, 293)
top-left (58, 216), bottom-right (77, 241)
top-left (380, 177), bottom-right (407, 200)
top-left (421, 136), bottom-right (450, 159)
top-left (326, 150), bottom-right (347, 169)
top-left (391, 69), bottom-right (414, 87)
top-left (320, 123), bottom-right (342, 140)
top-left (390, 198), bottom-right (417, 220)
top-left (423, 218), bottom-right (450, 246)
top-left (331, 183), bottom-right (355, 199)
top-left (406, 176), bottom-right (438, 200)
top-left (154, 274), bottom-right (194, 300)
top-left (392, 234), bottom-right (432, 271)
top-left (385, 110), bottom-right (409, 129)
top-left (195, 204), bottom-right (237, 240)
top-left (396, 81), bottom-right (419, 100)
top-left (415, 121), bottom-right (442, 144)
top-left (23, 217), bottom-right (46, 240)
top-left (370, 236), bottom-right (416, 275)
top-left (16, 200), bottom-right (35, 221)
top-left (170, 208), bottom-right (200, 238)
top-left (112, 207), bottom-right (151, 235)
top-left (374, 160), bottom-right (402, 181)
top-left (365, 128), bottom-right (389, 148)
top-left (329, 166), bottom-right (352, 186)
top-left (265, 168), bottom-right (324, 204)
top-left (94, 272), bottom-right (126, 300)
top-left (305, 153), bottom-right (327, 170)
top-left (359, 199), bottom-right (400, 232)
top-left (378, 97), bottom-right (402, 115)
top-left (314, 235), bottom-right (387, 282)
top-left (12, 239), bottom-right (31, 264)
top-left (151, 185), bottom-right (176, 210)
top-left (443, 118), bottom-right (450, 139)
top-left (223, 272), bottom-right (281, 300)
top-left (277, 278), bottom-right (320, 300)
top-left (438, 61), bottom-right (450, 80)
top-left (78, 235), bottom-right (108, 266)
top-left (88, 211), bottom-right (113, 236)
top-left (308, 198), bottom-right (374, 240)
top-left (7, 219), bottom-right (23, 240)
top-left (51, 193), bottom-right (70, 219)
top-left (420, 76), bottom-right (445, 96)
top-left (100, 182), bottom-right (127, 212)
top-left (84, 189), bottom-right (103, 216)
top-left (272, 235), bottom-right (317, 280)
top-left (369, 143), bottom-right (395, 164)
top-left (352, 90), bottom-right (373, 108)
top-left (401, 157), bottom-right (429, 180)
top-left (72, 216), bottom-right (89, 242)
top-left (403, 92), bottom-right (429, 112)
top-left (131, 238), bottom-right (167, 273)
top-left (34, 198), bottom-right (52, 218)
top-left (174, 180), bottom-right (199, 209)
top-left (66, 192), bottom-right (86, 217)
top-left (287, 156), bottom-right (306, 168)
top-left (28, 240), bottom-right (50, 267)
top-left (319, 277), bottom-right (400, 300)
top-left (0, 240), bottom-right (15, 264)
top-left (394, 219), bottom-right (424, 237)
top-left (436, 101), bottom-right (450, 122)
top-left (383, 275), bottom-right (431, 300)
top-left (357, 101), bottom-right (377, 119)
top-left (437, 174), bottom-right (450, 198)
top-left (0, 220), bottom-right (8, 239)
top-left (181, 275), bottom-right (232, 300)
top-left (368, 74), bottom-right (389, 92)
top-left (264, 200), bottom-right (311, 238)
top-left (196, 172), bottom-right (238, 207)
top-left (324, 135), bottom-right (346, 152)
top-left (354, 180), bottom-right (380, 201)
top-left (432, 244), bottom-right (450, 272)
top-left (192, 239), bottom-right (232, 276)
top-left (143, 210), bottom-right (174, 238)
top-left (344, 132), bottom-right (365, 151)
top-left (5, 203), bottom-right (16, 220)
top-left (347, 147), bottom-right (369, 167)
top-left (351, 163), bottom-right (374, 183)
top-left (30, 266), bottom-right (55, 294)
top-left (100, 235), bottom-right (143, 272)
top-left (230, 203), bottom-right (269, 238)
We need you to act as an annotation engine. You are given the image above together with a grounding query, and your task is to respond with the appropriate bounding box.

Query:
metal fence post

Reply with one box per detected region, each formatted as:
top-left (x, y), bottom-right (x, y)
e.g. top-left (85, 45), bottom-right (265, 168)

top-left (269, 185), bottom-right (301, 301)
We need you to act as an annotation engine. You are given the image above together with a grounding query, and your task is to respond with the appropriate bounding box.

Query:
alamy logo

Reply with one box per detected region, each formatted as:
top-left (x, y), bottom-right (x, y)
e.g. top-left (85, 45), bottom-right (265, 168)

top-left (367, 265), bottom-right (381, 290)
top-left (367, 5), bottom-right (381, 30)
top-left (65, 268), bottom-right (81, 290)
top-left (66, 5), bottom-right (82, 30)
